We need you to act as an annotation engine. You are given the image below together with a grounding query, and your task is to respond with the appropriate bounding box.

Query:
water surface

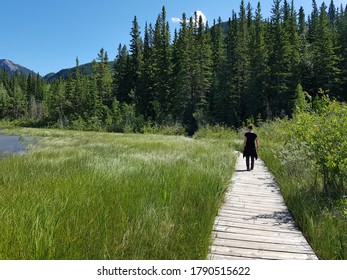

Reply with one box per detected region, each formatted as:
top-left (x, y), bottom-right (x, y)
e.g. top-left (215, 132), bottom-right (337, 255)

top-left (0, 134), bottom-right (27, 155)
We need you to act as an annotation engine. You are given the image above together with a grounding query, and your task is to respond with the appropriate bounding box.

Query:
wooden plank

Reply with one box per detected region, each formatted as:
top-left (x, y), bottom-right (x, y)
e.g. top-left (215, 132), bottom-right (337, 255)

top-left (212, 231), bottom-right (308, 246)
top-left (214, 219), bottom-right (298, 233)
top-left (212, 225), bottom-right (304, 238)
top-left (215, 214), bottom-right (294, 227)
top-left (207, 152), bottom-right (318, 260)
top-left (226, 193), bottom-right (284, 200)
top-left (214, 216), bottom-right (298, 230)
top-left (212, 238), bottom-right (314, 254)
top-left (210, 245), bottom-right (317, 260)
top-left (220, 203), bottom-right (287, 212)
top-left (226, 190), bottom-right (283, 199)
top-left (217, 209), bottom-right (294, 221)
top-left (208, 254), bottom-right (257, 260)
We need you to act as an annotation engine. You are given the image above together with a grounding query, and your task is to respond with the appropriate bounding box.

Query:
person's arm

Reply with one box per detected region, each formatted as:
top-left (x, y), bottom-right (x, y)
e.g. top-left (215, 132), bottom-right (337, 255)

top-left (243, 136), bottom-right (247, 147)
top-left (255, 138), bottom-right (259, 150)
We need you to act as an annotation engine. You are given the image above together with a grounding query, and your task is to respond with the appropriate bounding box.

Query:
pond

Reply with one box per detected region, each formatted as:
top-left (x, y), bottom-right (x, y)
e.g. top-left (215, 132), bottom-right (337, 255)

top-left (0, 134), bottom-right (27, 155)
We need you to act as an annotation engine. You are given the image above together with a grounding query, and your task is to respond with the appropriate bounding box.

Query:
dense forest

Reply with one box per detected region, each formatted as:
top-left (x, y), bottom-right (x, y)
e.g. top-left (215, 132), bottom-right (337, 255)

top-left (1, 0), bottom-right (347, 134)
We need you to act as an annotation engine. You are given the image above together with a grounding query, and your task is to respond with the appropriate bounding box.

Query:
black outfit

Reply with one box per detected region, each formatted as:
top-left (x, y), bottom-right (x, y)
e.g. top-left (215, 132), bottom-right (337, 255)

top-left (243, 132), bottom-right (258, 170)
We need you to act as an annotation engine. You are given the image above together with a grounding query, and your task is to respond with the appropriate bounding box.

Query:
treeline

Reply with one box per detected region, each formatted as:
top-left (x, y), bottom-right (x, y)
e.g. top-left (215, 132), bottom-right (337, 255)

top-left (1, 0), bottom-right (347, 134)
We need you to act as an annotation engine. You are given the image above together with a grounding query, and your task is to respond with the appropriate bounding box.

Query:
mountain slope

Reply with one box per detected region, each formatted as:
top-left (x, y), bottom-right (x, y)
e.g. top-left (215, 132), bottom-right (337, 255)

top-left (44, 61), bottom-right (115, 81)
top-left (0, 59), bottom-right (37, 77)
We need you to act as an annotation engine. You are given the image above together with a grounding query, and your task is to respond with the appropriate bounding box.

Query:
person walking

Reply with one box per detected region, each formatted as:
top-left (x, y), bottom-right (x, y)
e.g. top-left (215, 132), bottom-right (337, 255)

top-left (243, 124), bottom-right (259, 171)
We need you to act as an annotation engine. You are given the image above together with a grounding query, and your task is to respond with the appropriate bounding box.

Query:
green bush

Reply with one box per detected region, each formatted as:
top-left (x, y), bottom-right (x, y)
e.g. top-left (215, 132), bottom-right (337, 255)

top-left (258, 99), bottom-right (347, 259)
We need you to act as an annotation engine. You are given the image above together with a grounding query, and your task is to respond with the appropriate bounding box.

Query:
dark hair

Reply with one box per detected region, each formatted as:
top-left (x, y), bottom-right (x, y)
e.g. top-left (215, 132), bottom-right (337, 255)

top-left (247, 125), bottom-right (253, 130)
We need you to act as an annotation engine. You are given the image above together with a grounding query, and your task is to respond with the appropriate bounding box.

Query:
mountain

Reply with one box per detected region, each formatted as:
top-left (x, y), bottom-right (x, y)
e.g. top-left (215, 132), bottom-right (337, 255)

top-left (44, 61), bottom-right (115, 82)
top-left (0, 59), bottom-right (37, 77)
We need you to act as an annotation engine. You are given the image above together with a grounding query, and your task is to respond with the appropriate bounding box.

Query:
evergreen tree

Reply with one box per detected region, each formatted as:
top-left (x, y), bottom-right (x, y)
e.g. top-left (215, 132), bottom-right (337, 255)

top-left (248, 2), bottom-right (269, 119)
top-left (139, 22), bottom-right (156, 119)
top-left (9, 77), bottom-right (27, 119)
top-left (222, 12), bottom-right (241, 126)
top-left (298, 6), bottom-right (315, 97)
top-left (308, 0), bottom-right (320, 42)
top-left (113, 44), bottom-right (131, 104)
top-left (267, 0), bottom-right (298, 116)
top-left (2, 2), bottom-right (347, 131)
top-left (173, 13), bottom-right (193, 129)
top-left (312, 2), bottom-right (341, 95)
top-left (0, 83), bottom-right (10, 118)
top-left (210, 18), bottom-right (226, 123)
top-left (152, 6), bottom-right (172, 123)
top-left (96, 48), bottom-right (113, 108)
top-left (191, 13), bottom-right (212, 127)
top-left (129, 16), bottom-right (143, 106)
top-left (235, 0), bottom-right (251, 121)
top-left (336, 3), bottom-right (347, 100)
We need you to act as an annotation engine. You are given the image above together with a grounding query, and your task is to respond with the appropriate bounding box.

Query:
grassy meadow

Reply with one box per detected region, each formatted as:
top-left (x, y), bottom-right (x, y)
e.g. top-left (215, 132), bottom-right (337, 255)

top-left (0, 127), bottom-right (236, 259)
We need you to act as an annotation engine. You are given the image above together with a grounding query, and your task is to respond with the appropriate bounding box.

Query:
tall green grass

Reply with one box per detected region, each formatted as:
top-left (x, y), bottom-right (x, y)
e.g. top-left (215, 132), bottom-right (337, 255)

top-left (0, 127), bottom-right (236, 259)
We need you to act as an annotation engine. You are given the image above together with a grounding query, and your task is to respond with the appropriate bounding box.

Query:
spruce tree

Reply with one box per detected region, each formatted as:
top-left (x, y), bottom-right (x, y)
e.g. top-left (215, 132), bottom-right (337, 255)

top-left (0, 83), bottom-right (10, 118)
top-left (139, 22), bottom-right (156, 119)
top-left (152, 6), bottom-right (172, 123)
top-left (193, 14), bottom-right (212, 127)
top-left (248, 2), bottom-right (269, 119)
top-left (129, 16), bottom-right (143, 107)
top-left (210, 17), bottom-right (226, 123)
top-left (336, 3), bottom-right (347, 99)
top-left (312, 2), bottom-right (341, 95)
top-left (223, 12), bottom-right (241, 126)
top-left (235, 0), bottom-right (251, 121)
top-left (113, 44), bottom-right (131, 104)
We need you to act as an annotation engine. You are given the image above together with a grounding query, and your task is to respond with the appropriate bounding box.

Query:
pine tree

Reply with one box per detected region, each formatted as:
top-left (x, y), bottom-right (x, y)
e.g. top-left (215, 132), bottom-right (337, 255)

top-left (235, 0), bottom-right (251, 121)
top-left (222, 12), bottom-right (241, 126)
top-left (286, 0), bottom-right (301, 114)
top-left (267, 0), bottom-right (298, 116)
top-left (0, 83), bottom-right (10, 118)
top-left (97, 48), bottom-right (113, 108)
top-left (9, 75), bottom-right (27, 119)
top-left (308, 0), bottom-right (320, 43)
top-left (152, 6), bottom-right (172, 123)
top-left (139, 22), bottom-right (156, 119)
top-left (129, 16), bottom-right (143, 106)
top-left (192, 13), bottom-right (212, 127)
top-left (210, 17), bottom-right (226, 123)
top-left (172, 13), bottom-right (189, 124)
top-left (248, 1), bottom-right (269, 119)
top-left (312, 2), bottom-right (341, 95)
top-left (47, 79), bottom-right (67, 126)
top-left (113, 44), bottom-right (131, 104)
top-left (70, 57), bottom-right (87, 118)
top-left (336, 3), bottom-right (347, 99)
top-left (91, 48), bottom-right (113, 122)
top-left (298, 6), bottom-right (314, 97)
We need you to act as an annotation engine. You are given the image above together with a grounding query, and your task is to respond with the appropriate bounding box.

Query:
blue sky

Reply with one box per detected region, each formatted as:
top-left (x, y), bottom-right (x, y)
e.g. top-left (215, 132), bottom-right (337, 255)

top-left (1, 0), bottom-right (346, 76)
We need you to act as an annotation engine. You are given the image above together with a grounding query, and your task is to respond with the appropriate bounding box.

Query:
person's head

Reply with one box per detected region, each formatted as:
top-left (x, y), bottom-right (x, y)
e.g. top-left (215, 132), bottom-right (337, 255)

top-left (247, 124), bottom-right (253, 131)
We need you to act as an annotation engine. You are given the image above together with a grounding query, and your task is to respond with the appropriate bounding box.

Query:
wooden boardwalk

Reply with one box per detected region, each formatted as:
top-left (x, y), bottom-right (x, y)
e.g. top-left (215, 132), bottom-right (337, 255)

top-left (208, 152), bottom-right (318, 260)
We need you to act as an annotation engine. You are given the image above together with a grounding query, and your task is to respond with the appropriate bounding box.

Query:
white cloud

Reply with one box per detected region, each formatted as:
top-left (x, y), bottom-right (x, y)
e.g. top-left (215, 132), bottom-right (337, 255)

top-left (171, 17), bottom-right (182, 24)
top-left (171, 10), bottom-right (208, 26)
top-left (194, 10), bottom-right (207, 26)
